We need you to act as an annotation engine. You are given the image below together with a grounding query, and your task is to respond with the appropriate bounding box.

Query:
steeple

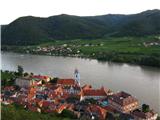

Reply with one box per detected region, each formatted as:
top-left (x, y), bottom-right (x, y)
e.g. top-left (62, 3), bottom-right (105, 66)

top-left (74, 68), bottom-right (80, 86)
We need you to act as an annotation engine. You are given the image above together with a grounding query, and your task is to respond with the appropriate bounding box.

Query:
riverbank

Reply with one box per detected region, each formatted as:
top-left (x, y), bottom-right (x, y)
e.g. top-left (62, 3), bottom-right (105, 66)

top-left (2, 52), bottom-right (160, 115)
top-left (2, 36), bottom-right (160, 67)
top-left (1, 70), bottom-right (159, 120)
top-left (2, 49), bottom-right (160, 68)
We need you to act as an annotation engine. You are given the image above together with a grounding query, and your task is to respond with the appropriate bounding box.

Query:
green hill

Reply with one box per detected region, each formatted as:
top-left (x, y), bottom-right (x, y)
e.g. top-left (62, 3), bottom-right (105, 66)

top-left (1, 9), bottom-right (160, 45)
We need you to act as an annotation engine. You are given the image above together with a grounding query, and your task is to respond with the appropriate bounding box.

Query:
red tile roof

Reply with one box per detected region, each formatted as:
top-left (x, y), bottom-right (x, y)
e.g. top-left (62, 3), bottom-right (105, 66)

top-left (83, 89), bottom-right (107, 97)
top-left (57, 79), bottom-right (76, 86)
top-left (28, 105), bottom-right (38, 112)
top-left (28, 87), bottom-right (36, 101)
top-left (4, 86), bottom-right (15, 91)
top-left (109, 91), bottom-right (138, 106)
top-left (82, 84), bottom-right (92, 90)
top-left (38, 100), bottom-right (51, 108)
top-left (32, 75), bottom-right (49, 80)
top-left (103, 106), bottom-right (115, 113)
top-left (56, 104), bottom-right (68, 113)
top-left (88, 105), bottom-right (107, 120)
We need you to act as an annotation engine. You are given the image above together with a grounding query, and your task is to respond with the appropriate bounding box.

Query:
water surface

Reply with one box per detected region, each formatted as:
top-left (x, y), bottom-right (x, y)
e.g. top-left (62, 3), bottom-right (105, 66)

top-left (1, 52), bottom-right (160, 114)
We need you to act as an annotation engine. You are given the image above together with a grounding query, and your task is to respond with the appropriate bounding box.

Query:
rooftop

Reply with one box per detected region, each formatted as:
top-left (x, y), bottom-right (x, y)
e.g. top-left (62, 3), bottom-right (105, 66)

top-left (57, 79), bottom-right (76, 86)
top-left (132, 109), bottom-right (157, 119)
top-left (109, 91), bottom-right (138, 106)
top-left (82, 88), bottom-right (107, 97)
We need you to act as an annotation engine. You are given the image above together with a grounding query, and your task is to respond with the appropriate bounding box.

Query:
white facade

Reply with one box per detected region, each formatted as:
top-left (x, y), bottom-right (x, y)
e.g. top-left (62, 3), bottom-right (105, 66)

top-left (15, 78), bottom-right (32, 88)
top-left (74, 69), bottom-right (80, 86)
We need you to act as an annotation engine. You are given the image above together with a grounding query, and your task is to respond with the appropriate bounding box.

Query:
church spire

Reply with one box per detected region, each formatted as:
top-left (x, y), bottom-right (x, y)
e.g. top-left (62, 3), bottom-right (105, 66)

top-left (74, 68), bottom-right (80, 86)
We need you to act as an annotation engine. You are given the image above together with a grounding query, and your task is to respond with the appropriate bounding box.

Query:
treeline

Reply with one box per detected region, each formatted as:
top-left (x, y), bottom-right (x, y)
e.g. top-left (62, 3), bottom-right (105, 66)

top-left (1, 65), bottom-right (32, 87)
top-left (95, 52), bottom-right (160, 67)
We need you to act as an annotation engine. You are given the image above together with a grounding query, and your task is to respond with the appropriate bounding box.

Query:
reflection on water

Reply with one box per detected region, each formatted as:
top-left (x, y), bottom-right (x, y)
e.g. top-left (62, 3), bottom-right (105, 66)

top-left (1, 52), bottom-right (160, 114)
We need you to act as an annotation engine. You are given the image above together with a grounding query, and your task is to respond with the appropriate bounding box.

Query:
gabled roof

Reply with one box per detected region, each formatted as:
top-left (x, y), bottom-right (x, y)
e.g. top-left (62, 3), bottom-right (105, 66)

top-left (38, 100), bottom-right (51, 107)
top-left (32, 75), bottom-right (49, 80)
top-left (56, 104), bottom-right (68, 113)
top-left (82, 84), bottom-right (92, 90)
top-left (87, 105), bottom-right (107, 120)
top-left (82, 87), bottom-right (108, 97)
top-left (28, 105), bottom-right (38, 112)
top-left (57, 79), bottom-right (76, 86)
top-left (132, 109), bottom-right (157, 119)
top-left (83, 90), bottom-right (107, 96)
top-left (4, 86), bottom-right (15, 91)
top-left (109, 91), bottom-right (138, 106)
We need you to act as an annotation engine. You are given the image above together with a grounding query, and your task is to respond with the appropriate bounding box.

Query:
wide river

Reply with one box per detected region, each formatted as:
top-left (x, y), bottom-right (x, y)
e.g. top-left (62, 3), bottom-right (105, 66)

top-left (1, 52), bottom-right (160, 114)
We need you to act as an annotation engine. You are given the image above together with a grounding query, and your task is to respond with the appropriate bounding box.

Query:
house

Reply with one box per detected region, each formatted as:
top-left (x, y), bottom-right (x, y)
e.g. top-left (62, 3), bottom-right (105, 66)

top-left (15, 77), bottom-right (42, 88)
top-left (55, 104), bottom-right (68, 113)
top-left (57, 79), bottom-right (78, 87)
top-left (28, 87), bottom-right (36, 101)
top-left (32, 75), bottom-right (50, 82)
top-left (15, 75), bottom-right (50, 88)
top-left (86, 105), bottom-right (107, 120)
top-left (108, 91), bottom-right (139, 113)
top-left (62, 85), bottom-right (81, 95)
top-left (48, 86), bottom-right (64, 100)
top-left (3, 86), bottom-right (15, 91)
top-left (82, 84), bottom-right (92, 90)
top-left (38, 100), bottom-right (51, 108)
top-left (131, 109), bottom-right (158, 120)
top-left (15, 77), bottom-right (33, 88)
top-left (15, 94), bottom-right (28, 105)
top-left (81, 86), bottom-right (112, 100)
top-left (28, 104), bottom-right (39, 112)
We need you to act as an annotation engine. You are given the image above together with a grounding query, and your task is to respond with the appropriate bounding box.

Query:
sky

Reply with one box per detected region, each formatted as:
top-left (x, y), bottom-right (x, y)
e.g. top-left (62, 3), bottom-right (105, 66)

top-left (0, 0), bottom-right (160, 24)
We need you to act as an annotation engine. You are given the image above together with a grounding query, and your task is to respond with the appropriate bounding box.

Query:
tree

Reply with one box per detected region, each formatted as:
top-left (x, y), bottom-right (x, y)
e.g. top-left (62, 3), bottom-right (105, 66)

top-left (17, 65), bottom-right (24, 76)
top-left (30, 72), bottom-right (34, 76)
top-left (42, 80), bottom-right (46, 84)
top-left (50, 77), bottom-right (59, 84)
top-left (142, 104), bottom-right (150, 113)
top-left (61, 109), bottom-right (77, 119)
top-left (24, 72), bottom-right (29, 77)
top-left (2, 78), bottom-right (6, 86)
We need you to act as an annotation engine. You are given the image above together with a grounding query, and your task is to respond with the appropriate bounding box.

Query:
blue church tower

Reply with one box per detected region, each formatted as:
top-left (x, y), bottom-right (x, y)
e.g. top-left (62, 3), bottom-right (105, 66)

top-left (74, 69), bottom-right (80, 86)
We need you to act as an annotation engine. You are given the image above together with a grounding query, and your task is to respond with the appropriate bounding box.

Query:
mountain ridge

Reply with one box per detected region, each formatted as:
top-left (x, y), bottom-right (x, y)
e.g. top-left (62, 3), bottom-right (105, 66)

top-left (2, 9), bottom-right (160, 45)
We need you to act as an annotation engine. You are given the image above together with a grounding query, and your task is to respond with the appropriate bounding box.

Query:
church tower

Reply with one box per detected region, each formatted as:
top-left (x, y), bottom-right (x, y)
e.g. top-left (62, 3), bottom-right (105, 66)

top-left (74, 69), bottom-right (80, 86)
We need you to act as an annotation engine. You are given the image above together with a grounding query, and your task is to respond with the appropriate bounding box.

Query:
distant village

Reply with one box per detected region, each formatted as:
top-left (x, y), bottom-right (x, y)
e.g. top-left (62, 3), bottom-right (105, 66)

top-left (24, 43), bottom-right (104, 57)
top-left (20, 38), bottom-right (160, 57)
top-left (1, 69), bottom-right (158, 120)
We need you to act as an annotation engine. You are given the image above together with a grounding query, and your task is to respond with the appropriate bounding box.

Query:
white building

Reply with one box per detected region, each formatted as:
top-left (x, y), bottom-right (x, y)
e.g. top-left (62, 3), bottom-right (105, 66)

top-left (15, 78), bottom-right (33, 88)
top-left (15, 77), bottom-right (42, 88)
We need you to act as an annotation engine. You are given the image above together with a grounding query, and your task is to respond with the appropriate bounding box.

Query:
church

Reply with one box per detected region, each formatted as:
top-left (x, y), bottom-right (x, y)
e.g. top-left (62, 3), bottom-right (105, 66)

top-left (56, 69), bottom-right (81, 95)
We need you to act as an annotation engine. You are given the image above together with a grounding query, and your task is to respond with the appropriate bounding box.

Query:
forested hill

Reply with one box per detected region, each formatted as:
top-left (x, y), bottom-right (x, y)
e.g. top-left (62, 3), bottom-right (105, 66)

top-left (1, 9), bottom-right (160, 45)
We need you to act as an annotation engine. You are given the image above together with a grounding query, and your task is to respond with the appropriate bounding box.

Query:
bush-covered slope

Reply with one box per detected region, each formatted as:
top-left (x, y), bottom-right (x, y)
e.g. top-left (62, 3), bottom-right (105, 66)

top-left (1, 9), bottom-right (160, 45)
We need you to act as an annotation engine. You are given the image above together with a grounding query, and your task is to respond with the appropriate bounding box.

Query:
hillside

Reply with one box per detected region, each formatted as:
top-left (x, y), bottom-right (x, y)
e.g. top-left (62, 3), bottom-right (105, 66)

top-left (1, 9), bottom-right (160, 45)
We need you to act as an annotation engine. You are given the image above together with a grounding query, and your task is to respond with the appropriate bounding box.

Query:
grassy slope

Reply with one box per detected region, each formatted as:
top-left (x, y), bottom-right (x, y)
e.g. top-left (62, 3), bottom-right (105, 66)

top-left (37, 36), bottom-right (160, 67)
top-left (1, 104), bottom-right (71, 120)
top-left (2, 36), bottom-right (160, 67)
top-left (39, 36), bottom-right (160, 55)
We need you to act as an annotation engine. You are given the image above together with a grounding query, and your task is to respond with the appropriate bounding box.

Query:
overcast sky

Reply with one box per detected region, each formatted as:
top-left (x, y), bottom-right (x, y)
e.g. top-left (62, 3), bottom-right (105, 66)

top-left (0, 0), bottom-right (160, 24)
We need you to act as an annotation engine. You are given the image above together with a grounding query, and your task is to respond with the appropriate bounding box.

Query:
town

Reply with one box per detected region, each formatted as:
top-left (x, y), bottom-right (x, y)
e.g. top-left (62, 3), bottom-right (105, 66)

top-left (1, 69), bottom-right (158, 120)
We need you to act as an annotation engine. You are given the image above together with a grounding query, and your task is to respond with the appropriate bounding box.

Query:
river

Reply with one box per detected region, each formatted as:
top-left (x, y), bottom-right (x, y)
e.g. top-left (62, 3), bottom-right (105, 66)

top-left (1, 52), bottom-right (160, 114)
